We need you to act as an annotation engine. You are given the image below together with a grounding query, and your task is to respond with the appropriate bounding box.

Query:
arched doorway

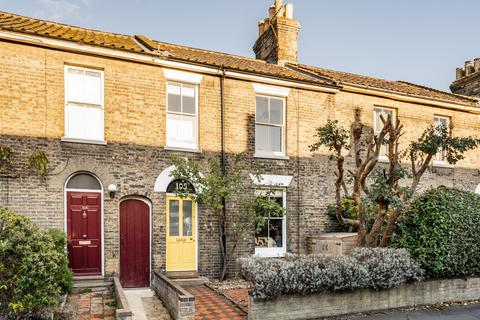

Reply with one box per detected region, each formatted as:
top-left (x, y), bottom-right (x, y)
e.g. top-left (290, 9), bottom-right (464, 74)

top-left (166, 179), bottom-right (197, 272)
top-left (119, 198), bottom-right (151, 288)
top-left (65, 172), bottom-right (103, 276)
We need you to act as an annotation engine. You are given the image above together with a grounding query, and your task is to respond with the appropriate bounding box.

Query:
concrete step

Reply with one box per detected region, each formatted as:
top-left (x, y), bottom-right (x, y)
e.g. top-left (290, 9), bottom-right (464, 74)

top-left (173, 276), bottom-right (209, 287)
top-left (72, 278), bottom-right (113, 293)
top-left (166, 271), bottom-right (199, 279)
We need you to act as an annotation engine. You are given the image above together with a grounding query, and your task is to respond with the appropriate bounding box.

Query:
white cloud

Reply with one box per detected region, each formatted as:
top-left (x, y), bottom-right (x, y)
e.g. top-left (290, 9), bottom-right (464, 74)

top-left (35, 0), bottom-right (91, 22)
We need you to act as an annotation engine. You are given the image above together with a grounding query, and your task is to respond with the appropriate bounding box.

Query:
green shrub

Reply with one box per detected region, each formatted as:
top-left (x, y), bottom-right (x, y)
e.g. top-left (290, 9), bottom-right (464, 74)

top-left (239, 248), bottom-right (423, 300)
top-left (394, 187), bottom-right (480, 278)
top-left (327, 198), bottom-right (358, 231)
top-left (0, 207), bottom-right (73, 317)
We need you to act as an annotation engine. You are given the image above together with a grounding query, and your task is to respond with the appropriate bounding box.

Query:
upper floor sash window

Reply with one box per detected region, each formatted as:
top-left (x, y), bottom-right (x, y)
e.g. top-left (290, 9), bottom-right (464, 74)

top-left (255, 95), bottom-right (285, 157)
top-left (374, 107), bottom-right (396, 159)
top-left (434, 116), bottom-right (450, 164)
top-left (166, 82), bottom-right (198, 150)
top-left (64, 66), bottom-right (104, 142)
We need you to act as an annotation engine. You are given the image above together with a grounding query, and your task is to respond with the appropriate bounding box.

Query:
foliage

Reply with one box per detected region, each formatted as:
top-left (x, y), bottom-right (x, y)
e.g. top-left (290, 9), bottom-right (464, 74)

top-left (0, 145), bottom-right (12, 163)
top-left (394, 187), bottom-right (480, 278)
top-left (0, 207), bottom-right (73, 317)
top-left (169, 154), bottom-right (281, 280)
top-left (310, 111), bottom-right (480, 247)
top-left (327, 198), bottom-right (358, 232)
top-left (239, 248), bottom-right (423, 300)
top-left (350, 248), bottom-right (424, 288)
top-left (309, 120), bottom-right (350, 155)
top-left (28, 151), bottom-right (49, 176)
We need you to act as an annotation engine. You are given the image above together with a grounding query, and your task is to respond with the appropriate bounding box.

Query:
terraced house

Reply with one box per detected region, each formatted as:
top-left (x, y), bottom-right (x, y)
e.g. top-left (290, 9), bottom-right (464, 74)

top-left (1, 0), bottom-right (480, 287)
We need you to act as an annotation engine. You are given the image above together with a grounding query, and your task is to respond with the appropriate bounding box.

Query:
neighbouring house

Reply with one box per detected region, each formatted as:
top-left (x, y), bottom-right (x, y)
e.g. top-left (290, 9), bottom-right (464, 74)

top-left (1, 0), bottom-right (480, 287)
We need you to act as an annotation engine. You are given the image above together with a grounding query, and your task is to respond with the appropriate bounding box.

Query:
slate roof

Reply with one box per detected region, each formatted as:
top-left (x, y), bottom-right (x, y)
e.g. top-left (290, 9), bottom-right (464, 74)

top-left (0, 11), bottom-right (477, 105)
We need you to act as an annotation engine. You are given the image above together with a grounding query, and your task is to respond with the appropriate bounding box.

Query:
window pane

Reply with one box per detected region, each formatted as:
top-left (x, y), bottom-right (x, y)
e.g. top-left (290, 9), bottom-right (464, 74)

top-left (66, 174), bottom-right (101, 190)
top-left (66, 104), bottom-right (103, 141)
top-left (167, 114), bottom-right (197, 148)
top-left (269, 219), bottom-right (283, 248)
top-left (256, 96), bottom-right (269, 123)
top-left (67, 68), bottom-right (101, 105)
top-left (255, 124), bottom-right (270, 152)
top-left (182, 85), bottom-right (196, 114)
top-left (255, 219), bottom-right (269, 248)
top-left (167, 83), bottom-right (182, 112)
top-left (182, 200), bottom-right (193, 236)
top-left (270, 98), bottom-right (284, 125)
top-left (269, 126), bottom-right (282, 152)
top-left (169, 200), bottom-right (179, 236)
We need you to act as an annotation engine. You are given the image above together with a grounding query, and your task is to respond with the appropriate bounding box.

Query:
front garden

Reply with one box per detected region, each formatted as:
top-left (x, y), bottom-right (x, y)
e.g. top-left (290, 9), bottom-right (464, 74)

top-left (0, 206), bottom-right (73, 319)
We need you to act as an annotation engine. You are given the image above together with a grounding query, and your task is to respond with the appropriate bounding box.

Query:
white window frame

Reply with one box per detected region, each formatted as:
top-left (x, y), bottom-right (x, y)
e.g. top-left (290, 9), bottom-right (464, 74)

top-left (433, 116), bottom-right (450, 166)
top-left (254, 189), bottom-right (287, 258)
top-left (165, 81), bottom-right (199, 152)
top-left (373, 107), bottom-right (396, 161)
top-left (254, 95), bottom-right (286, 158)
top-left (63, 65), bottom-right (105, 144)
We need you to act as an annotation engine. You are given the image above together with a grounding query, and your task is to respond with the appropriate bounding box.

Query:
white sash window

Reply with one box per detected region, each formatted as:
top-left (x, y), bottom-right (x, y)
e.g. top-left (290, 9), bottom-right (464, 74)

top-left (255, 95), bottom-right (285, 157)
top-left (166, 82), bottom-right (198, 150)
top-left (64, 66), bottom-right (104, 142)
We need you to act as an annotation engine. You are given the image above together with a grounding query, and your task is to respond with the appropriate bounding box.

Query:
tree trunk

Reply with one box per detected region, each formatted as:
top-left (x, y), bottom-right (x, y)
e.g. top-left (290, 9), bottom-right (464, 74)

top-left (366, 204), bottom-right (387, 247)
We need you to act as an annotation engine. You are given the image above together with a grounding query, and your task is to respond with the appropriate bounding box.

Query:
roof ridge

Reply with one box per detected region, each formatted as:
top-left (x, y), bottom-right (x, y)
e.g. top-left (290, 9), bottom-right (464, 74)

top-left (0, 11), bottom-right (132, 39)
top-left (296, 63), bottom-right (396, 83)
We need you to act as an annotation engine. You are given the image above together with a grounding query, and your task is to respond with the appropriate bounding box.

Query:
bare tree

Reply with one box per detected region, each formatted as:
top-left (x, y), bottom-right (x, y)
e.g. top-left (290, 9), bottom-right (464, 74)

top-left (310, 109), bottom-right (479, 247)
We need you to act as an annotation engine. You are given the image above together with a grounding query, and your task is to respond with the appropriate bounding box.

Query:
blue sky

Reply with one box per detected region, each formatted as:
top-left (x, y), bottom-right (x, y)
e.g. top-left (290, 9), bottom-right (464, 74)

top-left (1, 0), bottom-right (480, 92)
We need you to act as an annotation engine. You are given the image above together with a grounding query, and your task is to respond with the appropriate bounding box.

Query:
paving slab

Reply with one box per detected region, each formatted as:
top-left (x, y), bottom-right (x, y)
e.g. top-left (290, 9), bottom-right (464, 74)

top-left (124, 289), bottom-right (171, 320)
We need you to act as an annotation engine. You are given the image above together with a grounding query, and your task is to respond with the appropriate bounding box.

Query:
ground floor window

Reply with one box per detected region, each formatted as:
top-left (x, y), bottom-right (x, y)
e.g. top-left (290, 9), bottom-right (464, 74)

top-left (254, 189), bottom-right (287, 257)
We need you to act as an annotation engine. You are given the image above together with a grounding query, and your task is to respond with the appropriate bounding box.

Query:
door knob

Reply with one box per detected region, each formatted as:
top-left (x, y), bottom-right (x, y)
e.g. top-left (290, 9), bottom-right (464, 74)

top-left (83, 234), bottom-right (87, 239)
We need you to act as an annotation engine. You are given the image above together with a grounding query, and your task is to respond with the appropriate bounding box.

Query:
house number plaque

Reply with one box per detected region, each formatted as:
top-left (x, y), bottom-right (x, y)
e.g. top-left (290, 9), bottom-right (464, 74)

top-left (166, 179), bottom-right (195, 193)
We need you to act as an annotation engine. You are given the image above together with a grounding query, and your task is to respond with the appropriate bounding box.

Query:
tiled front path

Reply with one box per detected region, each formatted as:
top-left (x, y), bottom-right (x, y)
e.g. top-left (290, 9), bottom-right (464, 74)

top-left (184, 285), bottom-right (247, 320)
top-left (68, 289), bottom-right (116, 320)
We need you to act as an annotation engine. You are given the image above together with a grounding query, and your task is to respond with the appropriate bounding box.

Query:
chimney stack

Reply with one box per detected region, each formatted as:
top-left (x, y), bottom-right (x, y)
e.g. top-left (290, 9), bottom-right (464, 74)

top-left (253, 0), bottom-right (301, 65)
top-left (451, 56), bottom-right (480, 97)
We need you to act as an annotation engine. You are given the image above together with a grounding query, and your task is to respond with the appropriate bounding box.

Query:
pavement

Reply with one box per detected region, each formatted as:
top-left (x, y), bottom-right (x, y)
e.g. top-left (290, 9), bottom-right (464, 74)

top-left (348, 304), bottom-right (480, 320)
top-left (124, 289), bottom-right (171, 320)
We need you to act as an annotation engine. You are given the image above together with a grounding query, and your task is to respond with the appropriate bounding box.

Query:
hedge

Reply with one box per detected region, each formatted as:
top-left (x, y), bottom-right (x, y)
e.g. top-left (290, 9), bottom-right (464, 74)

top-left (239, 248), bottom-right (423, 300)
top-left (0, 207), bottom-right (73, 318)
top-left (394, 187), bottom-right (480, 278)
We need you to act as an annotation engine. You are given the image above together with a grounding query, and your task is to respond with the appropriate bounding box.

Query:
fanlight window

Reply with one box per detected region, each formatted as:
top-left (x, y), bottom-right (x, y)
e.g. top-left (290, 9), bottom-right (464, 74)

top-left (66, 173), bottom-right (101, 190)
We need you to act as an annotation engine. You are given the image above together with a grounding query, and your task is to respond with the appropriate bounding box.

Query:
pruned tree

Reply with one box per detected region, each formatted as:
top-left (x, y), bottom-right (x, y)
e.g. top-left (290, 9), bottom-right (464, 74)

top-left (169, 154), bottom-right (283, 280)
top-left (310, 109), bottom-right (479, 247)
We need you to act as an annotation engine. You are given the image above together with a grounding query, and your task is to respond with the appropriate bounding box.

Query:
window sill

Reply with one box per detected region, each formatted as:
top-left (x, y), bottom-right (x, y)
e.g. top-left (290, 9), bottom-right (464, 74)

top-left (164, 146), bottom-right (202, 153)
top-left (61, 137), bottom-right (107, 145)
top-left (254, 247), bottom-right (287, 258)
top-left (432, 161), bottom-right (453, 168)
top-left (254, 153), bottom-right (289, 160)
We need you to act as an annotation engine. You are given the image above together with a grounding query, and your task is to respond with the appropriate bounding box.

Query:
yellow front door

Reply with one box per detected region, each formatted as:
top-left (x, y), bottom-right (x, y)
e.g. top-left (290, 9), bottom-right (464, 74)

top-left (166, 196), bottom-right (196, 271)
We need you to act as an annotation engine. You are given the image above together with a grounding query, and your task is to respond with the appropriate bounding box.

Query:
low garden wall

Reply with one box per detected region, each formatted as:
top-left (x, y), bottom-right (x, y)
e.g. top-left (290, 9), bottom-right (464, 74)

top-left (248, 277), bottom-right (480, 320)
top-left (151, 271), bottom-right (195, 320)
top-left (113, 277), bottom-right (132, 320)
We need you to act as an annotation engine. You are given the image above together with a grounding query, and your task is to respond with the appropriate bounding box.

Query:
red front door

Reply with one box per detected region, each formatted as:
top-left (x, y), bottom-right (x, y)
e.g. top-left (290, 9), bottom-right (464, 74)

top-left (67, 192), bottom-right (102, 275)
top-left (120, 199), bottom-right (150, 288)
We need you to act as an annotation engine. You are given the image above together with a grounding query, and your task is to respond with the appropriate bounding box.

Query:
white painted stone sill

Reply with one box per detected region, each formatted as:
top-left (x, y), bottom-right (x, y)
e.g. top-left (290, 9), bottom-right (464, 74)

top-left (164, 146), bottom-right (202, 154)
top-left (61, 137), bottom-right (107, 145)
top-left (254, 153), bottom-right (290, 161)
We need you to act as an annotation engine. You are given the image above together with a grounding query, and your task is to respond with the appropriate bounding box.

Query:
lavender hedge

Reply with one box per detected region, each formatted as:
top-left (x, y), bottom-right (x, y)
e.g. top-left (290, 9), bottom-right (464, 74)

top-left (239, 248), bottom-right (423, 300)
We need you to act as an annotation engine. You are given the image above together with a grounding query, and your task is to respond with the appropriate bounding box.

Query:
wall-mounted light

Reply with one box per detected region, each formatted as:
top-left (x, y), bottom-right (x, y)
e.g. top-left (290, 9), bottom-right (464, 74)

top-left (108, 184), bottom-right (117, 199)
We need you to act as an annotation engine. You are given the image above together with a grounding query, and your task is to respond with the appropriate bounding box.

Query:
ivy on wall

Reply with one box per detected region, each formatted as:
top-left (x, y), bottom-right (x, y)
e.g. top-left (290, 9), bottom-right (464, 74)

top-left (0, 145), bottom-right (49, 177)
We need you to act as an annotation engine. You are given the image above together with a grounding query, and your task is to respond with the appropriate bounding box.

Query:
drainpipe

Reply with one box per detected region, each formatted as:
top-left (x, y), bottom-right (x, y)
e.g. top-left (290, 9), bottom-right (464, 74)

top-left (220, 67), bottom-right (228, 279)
top-left (220, 67), bottom-right (226, 172)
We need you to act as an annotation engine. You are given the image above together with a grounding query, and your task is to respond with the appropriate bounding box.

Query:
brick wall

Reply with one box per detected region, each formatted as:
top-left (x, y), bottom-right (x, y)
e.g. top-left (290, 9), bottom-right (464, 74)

top-left (1, 40), bottom-right (480, 279)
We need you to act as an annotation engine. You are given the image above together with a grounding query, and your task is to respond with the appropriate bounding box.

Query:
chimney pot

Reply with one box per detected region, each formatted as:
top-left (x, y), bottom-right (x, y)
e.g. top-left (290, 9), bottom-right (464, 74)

top-left (285, 3), bottom-right (294, 19)
top-left (275, 0), bottom-right (283, 13)
top-left (465, 60), bottom-right (474, 76)
top-left (456, 67), bottom-right (465, 80)
top-left (269, 5), bottom-right (276, 21)
top-left (474, 58), bottom-right (480, 72)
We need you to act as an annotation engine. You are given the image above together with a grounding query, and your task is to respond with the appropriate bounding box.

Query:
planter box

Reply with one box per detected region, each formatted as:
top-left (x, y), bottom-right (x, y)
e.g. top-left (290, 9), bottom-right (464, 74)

top-left (248, 277), bottom-right (480, 320)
